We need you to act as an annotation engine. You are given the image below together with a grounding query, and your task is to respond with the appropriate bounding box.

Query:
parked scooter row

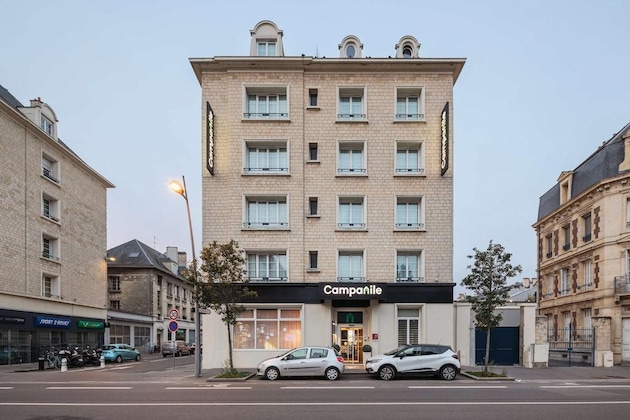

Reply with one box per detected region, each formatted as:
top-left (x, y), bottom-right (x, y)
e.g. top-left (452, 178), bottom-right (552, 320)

top-left (55, 345), bottom-right (103, 368)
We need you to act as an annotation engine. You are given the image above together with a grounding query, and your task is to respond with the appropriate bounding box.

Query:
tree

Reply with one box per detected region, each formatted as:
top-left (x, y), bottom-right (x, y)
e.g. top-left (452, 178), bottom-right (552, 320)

top-left (197, 240), bottom-right (257, 373)
top-left (460, 240), bottom-right (522, 374)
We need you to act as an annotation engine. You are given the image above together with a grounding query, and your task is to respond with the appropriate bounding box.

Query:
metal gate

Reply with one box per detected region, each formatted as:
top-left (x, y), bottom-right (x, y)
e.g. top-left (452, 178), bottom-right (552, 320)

top-left (548, 325), bottom-right (595, 366)
top-left (475, 327), bottom-right (519, 366)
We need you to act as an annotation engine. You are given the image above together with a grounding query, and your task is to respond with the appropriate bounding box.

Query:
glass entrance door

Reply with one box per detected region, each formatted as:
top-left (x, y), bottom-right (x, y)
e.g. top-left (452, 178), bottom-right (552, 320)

top-left (340, 327), bottom-right (363, 364)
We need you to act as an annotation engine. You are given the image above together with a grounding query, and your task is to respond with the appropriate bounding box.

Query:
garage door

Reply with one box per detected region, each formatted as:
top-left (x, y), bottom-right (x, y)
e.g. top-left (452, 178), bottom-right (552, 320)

top-left (475, 327), bottom-right (519, 366)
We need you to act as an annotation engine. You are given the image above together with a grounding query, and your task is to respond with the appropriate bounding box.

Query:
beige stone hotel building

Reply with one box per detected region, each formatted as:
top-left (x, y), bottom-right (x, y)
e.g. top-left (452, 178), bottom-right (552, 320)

top-left (190, 21), bottom-right (466, 368)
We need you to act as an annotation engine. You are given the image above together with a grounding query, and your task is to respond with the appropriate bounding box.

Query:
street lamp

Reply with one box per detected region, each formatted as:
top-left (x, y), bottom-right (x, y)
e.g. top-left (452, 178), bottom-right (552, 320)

top-left (169, 175), bottom-right (201, 377)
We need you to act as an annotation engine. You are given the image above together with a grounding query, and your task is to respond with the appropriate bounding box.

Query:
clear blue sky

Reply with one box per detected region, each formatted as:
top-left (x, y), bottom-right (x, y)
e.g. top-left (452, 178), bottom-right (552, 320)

top-left (2, 0), bottom-right (629, 296)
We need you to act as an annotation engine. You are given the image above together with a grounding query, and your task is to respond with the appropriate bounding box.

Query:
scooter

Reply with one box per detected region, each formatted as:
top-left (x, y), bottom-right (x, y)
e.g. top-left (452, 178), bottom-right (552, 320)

top-left (82, 346), bottom-right (101, 366)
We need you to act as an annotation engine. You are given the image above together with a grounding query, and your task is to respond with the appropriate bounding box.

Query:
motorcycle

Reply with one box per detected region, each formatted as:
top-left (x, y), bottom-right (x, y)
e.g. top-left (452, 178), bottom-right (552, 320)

top-left (59, 346), bottom-right (84, 368)
top-left (82, 345), bottom-right (101, 366)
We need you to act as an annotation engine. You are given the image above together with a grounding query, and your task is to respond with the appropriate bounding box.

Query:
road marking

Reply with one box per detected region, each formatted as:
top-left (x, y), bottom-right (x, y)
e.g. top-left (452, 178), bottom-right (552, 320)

top-left (108, 366), bottom-right (134, 370)
top-left (0, 387), bottom-right (14, 390)
top-left (165, 386), bottom-right (252, 390)
top-left (541, 385), bottom-right (630, 388)
top-left (281, 386), bottom-right (375, 389)
top-left (409, 386), bottom-right (508, 389)
top-left (46, 386), bottom-right (133, 390)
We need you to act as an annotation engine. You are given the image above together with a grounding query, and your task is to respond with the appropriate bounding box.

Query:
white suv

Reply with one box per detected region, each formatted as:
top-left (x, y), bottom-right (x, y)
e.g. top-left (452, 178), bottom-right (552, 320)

top-left (365, 344), bottom-right (460, 381)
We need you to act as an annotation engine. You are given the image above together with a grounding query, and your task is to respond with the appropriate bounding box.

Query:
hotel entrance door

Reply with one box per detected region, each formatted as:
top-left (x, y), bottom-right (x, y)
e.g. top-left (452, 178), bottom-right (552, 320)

top-left (340, 327), bottom-right (364, 364)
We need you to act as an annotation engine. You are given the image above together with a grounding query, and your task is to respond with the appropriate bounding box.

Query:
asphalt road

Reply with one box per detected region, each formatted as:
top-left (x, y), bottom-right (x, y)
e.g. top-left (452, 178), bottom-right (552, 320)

top-left (2, 355), bottom-right (630, 419)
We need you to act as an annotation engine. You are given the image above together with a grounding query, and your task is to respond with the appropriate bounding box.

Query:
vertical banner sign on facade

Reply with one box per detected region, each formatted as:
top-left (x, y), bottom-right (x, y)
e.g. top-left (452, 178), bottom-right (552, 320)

top-left (440, 101), bottom-right (449, 176)
top-left (206, 101), bottom-right (215, 175)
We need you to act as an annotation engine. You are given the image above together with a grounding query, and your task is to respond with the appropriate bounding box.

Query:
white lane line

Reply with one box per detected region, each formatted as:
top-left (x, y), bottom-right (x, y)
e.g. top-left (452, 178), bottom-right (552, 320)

top-left (281, 386), bottom-right (375, 390)
top-left (165, 386), bottom-right (252, 390)
top-left (46, 386), bottom-right (133, 390)
top-left (541, 385), bottom-right (630, 388)
top-left (0, 387), bottom-right (14, 390)
top-left (409, 386), bottom-right (508, 389)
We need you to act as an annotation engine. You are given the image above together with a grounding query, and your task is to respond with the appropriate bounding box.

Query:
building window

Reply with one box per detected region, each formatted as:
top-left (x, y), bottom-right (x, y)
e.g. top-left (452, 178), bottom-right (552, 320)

top-left (42, 274), bottom-right (60, 298)
top-left (247, 252), bottom-right (287, 282)
top-left (308, 143), bottom-right (318, 161)
top-left (337, 141), bottom-right (366, 174)
top-left (42, 193), bottom-right (60, 222)
top-left (308, 197), bottom-right (318, 216)
top-left (395, 87), bottom-right (424, 120)
top-left (338, 196), bottom-right (365, 229)
top-left (338, 251), bottom-right (364, 282)
top-left (109, 300), bottom-right (121, 310)
top-left (234, 308), bottom-right (302, 350)
top-left (109, 324), bottom-right (130, 344)
top-left (397, 308), bottom-right (420, 346)
top-left (545, 274), bottom-right (554, 298)
top-left (563, 311), bottom-right (571, 329)
top-left (309, 251), bottom-right (318, 270)
top-left (244, 196), bottom-right (288, 229)
top-left (396, 251), bottom-right (422, 282)
top-left (583, 260), bottom-right (592, 290)
top-left (167, 282), bottom-right (173, 297)
top-left (308, 89), bottom-right (318, 107)
top-left (396, 197), bottom-right (424, 230)
top-left (108, 276), bottom-right (121, 292)
top-left (257, 41), bottom-right (276, 56)
top-left (583, 213), bottom-right (592, 242)
top-left (545, 235), bottom-right (553, 258)
top-left (582, 308), bottom-right (592, 336)
top-left (560, 268), bottom-right (570, 296)
top-left (395, 141), bottom-right (424, 174)
top-left (42, 234), bottom-right (59, 262)
top-left (42, 153), bottom-right (59, 183)
top-left (627, 198), bottom-right (630, 230)
top-left (244, 141), bottom-right (288, 173)
top-left (41, 115), bottom-right (54, 136)
top-left (562, 225), bottom-right (570, 251)
top-left (244, 86), bottom-right (288, 119)
top-left (337, 87), bottom-right (366, 120)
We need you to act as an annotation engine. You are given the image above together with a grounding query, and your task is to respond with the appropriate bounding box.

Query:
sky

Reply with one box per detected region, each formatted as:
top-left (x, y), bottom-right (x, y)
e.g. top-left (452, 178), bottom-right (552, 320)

top-left (1, 0), bottom-right (629, 297)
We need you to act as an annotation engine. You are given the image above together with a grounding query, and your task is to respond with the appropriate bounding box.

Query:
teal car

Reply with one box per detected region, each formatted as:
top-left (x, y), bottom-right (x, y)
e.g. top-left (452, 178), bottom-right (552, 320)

top-left (101, 344), bottom-right (141, 363)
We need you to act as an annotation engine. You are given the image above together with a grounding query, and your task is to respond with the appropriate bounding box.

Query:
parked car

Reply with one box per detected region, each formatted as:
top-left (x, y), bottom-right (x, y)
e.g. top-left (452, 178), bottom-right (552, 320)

top-left (257, 346), bottom-right (345, 381)
top-left (100, 344), bottom-right (141, 363)
top-left (186, 343), bottom-right (196, 355)
top-left (161, 340), bottom-right (191, 357)
top-left (365, 344), bottom-right (460, 381)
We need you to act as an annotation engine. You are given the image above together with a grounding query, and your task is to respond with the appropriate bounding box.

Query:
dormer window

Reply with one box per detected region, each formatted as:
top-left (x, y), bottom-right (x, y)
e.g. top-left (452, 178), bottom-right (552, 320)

top-left (250, 20), bottom-right (284, 56)
top-left (395, 36), bottom-right (421, 58)
top-left (338, 35), bottom-right (363, 58)
top-left (257, 41), bottom-right (276, 56)
top-left (41, 115), bottom-right (54, 136)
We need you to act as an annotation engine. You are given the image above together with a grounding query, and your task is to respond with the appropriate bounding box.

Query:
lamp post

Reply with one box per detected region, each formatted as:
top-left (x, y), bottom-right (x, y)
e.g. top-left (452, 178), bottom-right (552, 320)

top-left (169, 175), bottom-right (201, 377)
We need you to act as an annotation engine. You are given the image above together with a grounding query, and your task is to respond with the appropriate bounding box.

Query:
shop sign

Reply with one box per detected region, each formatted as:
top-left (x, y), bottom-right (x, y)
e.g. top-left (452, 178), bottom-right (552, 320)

top-left (77, 320), bottom-right (104, 329)
top-left (206, 101), bottom-right (215, 175)
top-left (337, 311), bottom-right (363, 323)
top-left (0, 316), bottom-right (25, 325)
top-left (440, 101), bottom-right (449, 176)
top-left (320, 283), bottom-right (385, 300)
top-left (35, 316), bottom-right (71, 329)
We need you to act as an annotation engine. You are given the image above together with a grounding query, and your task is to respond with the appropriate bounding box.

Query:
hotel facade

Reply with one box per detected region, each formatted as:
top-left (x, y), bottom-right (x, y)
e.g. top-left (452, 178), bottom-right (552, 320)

top-left (190, 21), bottom-right (466, 368)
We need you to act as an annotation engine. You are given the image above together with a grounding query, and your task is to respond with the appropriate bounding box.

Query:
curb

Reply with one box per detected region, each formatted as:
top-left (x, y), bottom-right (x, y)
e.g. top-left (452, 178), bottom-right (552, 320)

top-left (206, 372), bottom-right (257, 382)
top-left (460, 371), bottom-right (515, 381)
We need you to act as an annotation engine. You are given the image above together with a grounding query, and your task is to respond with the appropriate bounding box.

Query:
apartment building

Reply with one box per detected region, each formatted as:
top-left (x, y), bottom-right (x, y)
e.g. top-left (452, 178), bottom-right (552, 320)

top-left (0, 84), bottom-right (114, 365)
top-left (105, 240), bottom-right (196, 351)
top-left (534, 121), bottom-right (630, 365)
top-left (190, 21), bottom-right (466, 368)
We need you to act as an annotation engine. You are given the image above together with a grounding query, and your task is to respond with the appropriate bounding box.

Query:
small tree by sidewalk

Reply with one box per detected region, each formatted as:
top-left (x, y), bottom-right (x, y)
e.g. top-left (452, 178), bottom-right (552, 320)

top-left (197, 240), bottom-right (257, 375)
top-left (461, 240), bottom-right (522, 375)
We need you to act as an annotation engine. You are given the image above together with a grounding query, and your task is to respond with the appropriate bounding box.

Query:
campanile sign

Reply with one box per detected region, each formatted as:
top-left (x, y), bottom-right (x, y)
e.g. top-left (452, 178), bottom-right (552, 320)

top-left (440, 101), bottom-right (449, 176)
top-left (319, 283), bottom-right (387, 300)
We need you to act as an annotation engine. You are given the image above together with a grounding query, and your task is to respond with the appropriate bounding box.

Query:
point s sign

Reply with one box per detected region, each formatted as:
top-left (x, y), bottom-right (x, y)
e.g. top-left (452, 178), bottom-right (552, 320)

top-left (319, 283), bottom-right (386, 300)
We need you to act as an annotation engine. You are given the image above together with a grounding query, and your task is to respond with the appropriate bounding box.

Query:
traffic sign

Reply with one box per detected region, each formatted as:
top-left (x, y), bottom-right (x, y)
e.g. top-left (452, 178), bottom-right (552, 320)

top-left (168, 308), bottom-right (180, 320)
top-left (168, 320), bottom-right (179, 332)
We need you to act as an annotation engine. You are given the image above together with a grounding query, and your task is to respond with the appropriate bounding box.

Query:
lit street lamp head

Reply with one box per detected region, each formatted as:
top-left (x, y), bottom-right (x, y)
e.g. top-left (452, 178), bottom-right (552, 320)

top-left (169, 179), bottom-right (186, 199)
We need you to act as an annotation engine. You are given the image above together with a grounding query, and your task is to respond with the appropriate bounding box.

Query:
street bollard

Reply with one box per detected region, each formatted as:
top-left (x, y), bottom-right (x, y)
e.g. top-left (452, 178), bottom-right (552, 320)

top-left (100, 355), bottom-right (105, 368)
top-left (61, 358), bottom-right (68, 372)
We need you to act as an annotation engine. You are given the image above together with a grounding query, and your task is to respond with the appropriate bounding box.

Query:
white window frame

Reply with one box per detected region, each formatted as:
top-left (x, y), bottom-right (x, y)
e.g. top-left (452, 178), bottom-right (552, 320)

top-left (396, 250), bottom-right (424, 282)
top-left (395, 87), bottom-right (425, 121)
top-left (337, 196), bottom-right (366, 230)
top-left (395, 141), bottom-right (424, 175)
top-left (560, 268), bottom-right (570, 296)
top-left (337, 87), bottom-right (366, 121)
top-left (243, 140), bottom-right (289, 174)
top-left (42, 272), bottom-right (60, 298)
top-left (243, 85), bottom-right (289, 120)
top-left (41, 115), bottom-right (54, 136)
top-left (396, 306), bottom-right (421, 346)
top-left (337, 140), bottom-right (366, 174)
top-left (582, 308), bottom-right (592, 336)
top-left (337, 250), bottom-right (365, 282)
top-left (42, 192), bottom-right (60, 222)
top-left (41, 153), bottom-right (60, 183)
top-left (246, 251), bottom-right (288, 282)
top-left (42, 233), bottom-right (60, 262)
top-left (108, 275), bottom-right (121, 292)
top-left (233, 307), bottom-right (303, 350)
top-left (545, 274), bottom-right (554, 298)
top-left (243, 195), bottom-right (288, 229)
top-left (395, 196), bottom-right (424, 230)
top-left (583, 260), bottom-right (592, 290)
top-left (257, 41), bottom-right (277, 56)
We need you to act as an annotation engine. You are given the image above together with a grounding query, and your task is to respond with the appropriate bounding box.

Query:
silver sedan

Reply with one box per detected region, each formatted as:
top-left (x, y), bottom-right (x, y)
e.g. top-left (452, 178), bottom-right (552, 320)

top-left (257, 346), bottom-right (345, 380)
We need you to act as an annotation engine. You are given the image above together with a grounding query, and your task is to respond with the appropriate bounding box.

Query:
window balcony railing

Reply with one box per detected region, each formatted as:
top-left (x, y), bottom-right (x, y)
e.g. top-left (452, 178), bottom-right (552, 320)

top-left (582, 233), bottom-right (592, 242)
top-left (395, 113), bottom-right (425, 120)
top-left (337, 113), bottom-right (367, 120)
top-left (337, 168), bottom-right (367, 174)
top-left (614, 274), bottom-right (630, 295)
top-left (243, 112), bottom-right (288, 119)
top-left (546, 252), bottom-right (553, 258)
top-left (243, 221), bottom-right (288, 228)
top-left (43, 213), bottom-right (60, 222)
top-left (247, 276), bottom-right (288, 283)
top-left (42, 167), bottom-right (59, 183)
top-left (337, 222), bottom-right (366, 229)
top-left (244, 167), bottom-right (289, 173)
top-left (395, 222), bottom-right (424, 229)
top-left (396, 276), bottom-right (424, 283)
top-left (41, 252), bottom-right (60, 262)
top-left (395, 168), bottom-right (425, 174)
top-left (559, 288), bottom-right (571, 296)
top-left (562, 244), bottom-right (570, 251)
top-left (337, 277), bottom-right (367, 283)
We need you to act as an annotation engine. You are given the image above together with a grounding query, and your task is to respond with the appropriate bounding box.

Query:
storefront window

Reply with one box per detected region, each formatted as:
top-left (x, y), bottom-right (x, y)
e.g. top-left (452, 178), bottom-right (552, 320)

top-left (234, 308), bottom-right (302, 350)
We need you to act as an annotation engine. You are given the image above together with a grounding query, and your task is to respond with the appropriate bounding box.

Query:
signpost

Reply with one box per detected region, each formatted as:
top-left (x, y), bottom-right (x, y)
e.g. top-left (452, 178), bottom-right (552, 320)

top-left (167, 311), bottom-right (180, 369)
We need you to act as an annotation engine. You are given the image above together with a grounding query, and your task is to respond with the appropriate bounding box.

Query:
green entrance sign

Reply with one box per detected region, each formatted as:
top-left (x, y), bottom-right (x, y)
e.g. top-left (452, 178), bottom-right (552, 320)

top-left (78, 320), bottom-right (104, 329)
top-left (345, 313), bottom-right (355, 323)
